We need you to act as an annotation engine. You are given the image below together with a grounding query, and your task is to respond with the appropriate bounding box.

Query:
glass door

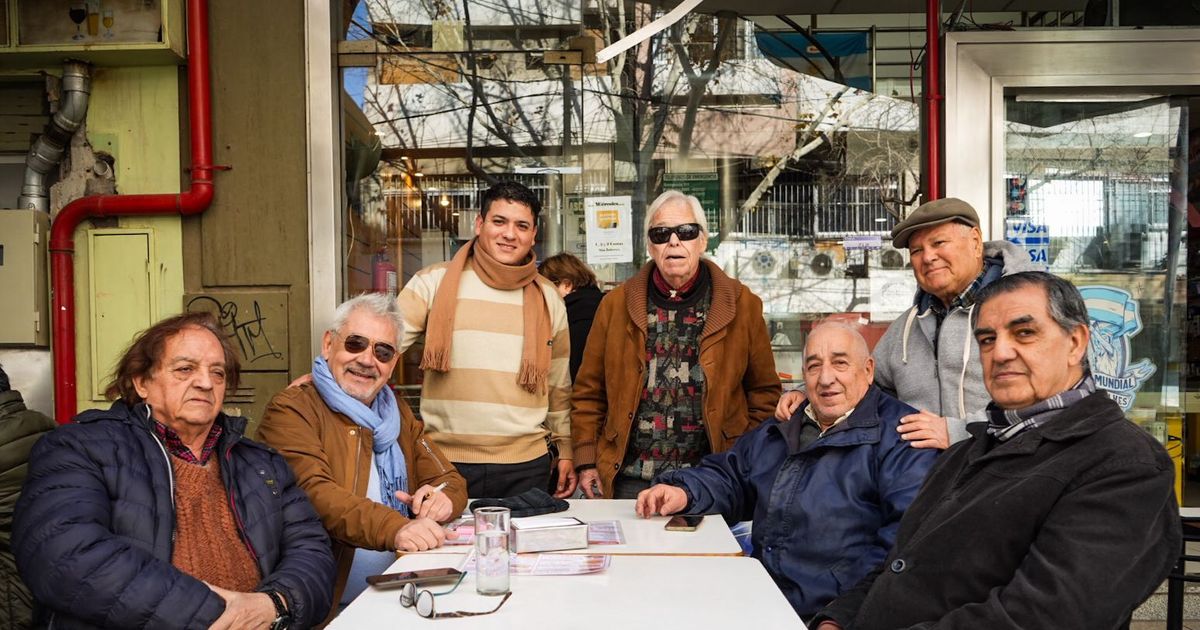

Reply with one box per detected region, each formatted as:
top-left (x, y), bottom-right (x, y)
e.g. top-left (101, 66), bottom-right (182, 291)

top-left (1004, 92), bottom-right (1195, 501)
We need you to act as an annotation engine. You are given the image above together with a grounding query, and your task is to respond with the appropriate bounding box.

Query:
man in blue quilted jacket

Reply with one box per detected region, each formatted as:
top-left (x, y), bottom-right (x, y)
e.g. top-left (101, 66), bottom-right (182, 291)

top-left (13, 312), bottom-right (334, 629)
top-left (637, 321), bottom-right (937, 620)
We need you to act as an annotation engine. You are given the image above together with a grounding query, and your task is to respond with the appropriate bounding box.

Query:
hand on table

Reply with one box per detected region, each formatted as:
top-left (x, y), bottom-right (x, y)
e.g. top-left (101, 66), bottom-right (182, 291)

top-left (396, 484), bottom-right (453, 522)
top-left (578, 468), bottom-right (603, 498)
top-left (553, 458), bottom-right (577, 498)
top-left (394, 517), bottom-right (457, 552)
top-left (635, 484), bottom-right (688, 517)
top-left (206, 585), bottom-right (276, 630)
top-left (775, 390), bottom-right (807, 421)
top-left (897, 409), bottom-right (950, 449)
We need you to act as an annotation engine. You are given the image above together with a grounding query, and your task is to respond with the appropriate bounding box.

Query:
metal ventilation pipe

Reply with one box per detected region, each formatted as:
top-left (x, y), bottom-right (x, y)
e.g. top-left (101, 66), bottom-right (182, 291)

top-left (19, 61), bottom-right (92, 213)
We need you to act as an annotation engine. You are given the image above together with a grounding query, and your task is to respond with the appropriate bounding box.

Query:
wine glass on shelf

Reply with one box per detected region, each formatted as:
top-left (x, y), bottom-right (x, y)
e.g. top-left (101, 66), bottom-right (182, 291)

top-left (69, 2), bottom-right (87, 40)
top-left (102, 9), bottom-right (114, 38)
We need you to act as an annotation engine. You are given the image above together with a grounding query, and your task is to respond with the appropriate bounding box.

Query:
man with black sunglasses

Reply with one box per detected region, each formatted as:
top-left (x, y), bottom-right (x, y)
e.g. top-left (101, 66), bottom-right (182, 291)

top-left (258, 294), bottom-right (468, 618)
top-left (572, 190), bottom-right (782, 499)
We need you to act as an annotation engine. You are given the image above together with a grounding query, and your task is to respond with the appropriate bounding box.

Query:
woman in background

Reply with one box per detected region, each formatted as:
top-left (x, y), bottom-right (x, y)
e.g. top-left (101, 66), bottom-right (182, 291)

top-left (541, 252), bottom-right (604, 382)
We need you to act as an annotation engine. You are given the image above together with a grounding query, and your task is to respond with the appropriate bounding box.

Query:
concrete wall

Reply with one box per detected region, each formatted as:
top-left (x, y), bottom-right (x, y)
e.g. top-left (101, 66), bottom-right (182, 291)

top-left (181, 0), bottom-right (311, 432)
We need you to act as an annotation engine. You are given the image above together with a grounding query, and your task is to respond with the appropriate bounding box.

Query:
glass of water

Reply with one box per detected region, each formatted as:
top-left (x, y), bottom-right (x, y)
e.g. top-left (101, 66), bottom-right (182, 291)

top-left (473, 506), bottom-right (510, 595)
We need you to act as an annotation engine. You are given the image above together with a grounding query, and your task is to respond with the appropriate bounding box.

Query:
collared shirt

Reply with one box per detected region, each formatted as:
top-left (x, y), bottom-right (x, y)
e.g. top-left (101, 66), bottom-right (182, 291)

top-left (795, 404), bottom-right (856, 451)
top-left (650, 264), bottom-right (708, 304)
top-left (153, 419), bottom-right (223, 465)
top-left (916, 255), bottom-right (1004, 316)
top-left (914, 254), bottom-right (1004, 354)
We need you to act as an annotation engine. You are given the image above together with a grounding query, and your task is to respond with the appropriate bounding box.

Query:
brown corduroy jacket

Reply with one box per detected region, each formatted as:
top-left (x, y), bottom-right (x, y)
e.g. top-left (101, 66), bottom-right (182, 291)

top-left (571, 259), bottom-right (782, 497)
top-left (258, 384), bottom-right (468, 611)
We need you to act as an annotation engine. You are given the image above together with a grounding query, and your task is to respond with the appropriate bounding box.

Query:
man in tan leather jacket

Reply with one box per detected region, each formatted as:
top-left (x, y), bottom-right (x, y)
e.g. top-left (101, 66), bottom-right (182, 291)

top-left (259, 294), bottom-right (467, 611)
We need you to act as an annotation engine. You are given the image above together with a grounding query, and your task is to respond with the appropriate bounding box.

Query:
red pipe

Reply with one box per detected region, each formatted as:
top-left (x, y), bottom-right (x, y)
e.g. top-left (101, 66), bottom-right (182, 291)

top-left (924, 0), bottom-right (942, 201)
top-left (50, 0), bottom-right (216, 423)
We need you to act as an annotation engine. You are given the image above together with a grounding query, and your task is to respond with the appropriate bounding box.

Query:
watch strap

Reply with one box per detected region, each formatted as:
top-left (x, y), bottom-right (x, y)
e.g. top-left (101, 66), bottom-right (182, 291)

top-left (263, 590), bottom-right (290, 629)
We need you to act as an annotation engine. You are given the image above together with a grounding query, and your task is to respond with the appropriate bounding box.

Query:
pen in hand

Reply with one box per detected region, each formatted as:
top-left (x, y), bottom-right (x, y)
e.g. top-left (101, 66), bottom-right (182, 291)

top-left (417, 482), bottom-right (448, 519)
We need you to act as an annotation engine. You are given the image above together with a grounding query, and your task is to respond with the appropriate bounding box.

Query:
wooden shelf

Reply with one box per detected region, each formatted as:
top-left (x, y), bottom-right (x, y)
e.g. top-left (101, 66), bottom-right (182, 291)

top-left (0, 0), bottom-right (184, 68)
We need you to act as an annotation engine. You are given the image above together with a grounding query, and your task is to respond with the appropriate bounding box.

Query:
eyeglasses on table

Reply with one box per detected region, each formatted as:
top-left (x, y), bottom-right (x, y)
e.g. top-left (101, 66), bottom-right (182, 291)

top-left (399, 573), bottom-right (512, 619)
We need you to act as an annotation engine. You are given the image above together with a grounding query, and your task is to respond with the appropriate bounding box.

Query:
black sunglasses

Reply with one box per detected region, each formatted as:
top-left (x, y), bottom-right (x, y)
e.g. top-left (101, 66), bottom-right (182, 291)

top-left (647, 223), bottom-right (702, 245)
top-left (339, 333), bottom-right (398, 363)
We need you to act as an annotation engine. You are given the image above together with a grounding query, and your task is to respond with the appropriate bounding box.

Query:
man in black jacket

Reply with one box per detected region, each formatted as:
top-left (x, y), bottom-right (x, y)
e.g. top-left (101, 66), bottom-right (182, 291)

top-left (0, 365), bottom-right (55, 629)
top-left (814, 271), bottom-right (1180, 630)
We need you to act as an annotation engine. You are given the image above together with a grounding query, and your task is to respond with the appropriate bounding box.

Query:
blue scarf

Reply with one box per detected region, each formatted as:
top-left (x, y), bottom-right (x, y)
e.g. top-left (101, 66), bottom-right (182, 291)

top-left (312, 356), bottom-right (409, 516)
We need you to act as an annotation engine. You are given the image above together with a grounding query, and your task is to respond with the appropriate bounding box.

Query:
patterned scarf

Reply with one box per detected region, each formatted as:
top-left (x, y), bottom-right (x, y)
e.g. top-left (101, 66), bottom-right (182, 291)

top-left (420, 238), bottom-right (552, 393)
top-left (986, 374), bottom-right (1097, 442)
top-left (312, 355), bottom-right (409, 515)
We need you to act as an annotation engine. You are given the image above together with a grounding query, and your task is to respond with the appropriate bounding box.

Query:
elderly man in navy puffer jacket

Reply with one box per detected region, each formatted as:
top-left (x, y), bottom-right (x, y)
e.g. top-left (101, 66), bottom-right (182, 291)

top-left (13, 312), bottom-right (334, 629)
top-left (637, 321), bottom-right (937, 621)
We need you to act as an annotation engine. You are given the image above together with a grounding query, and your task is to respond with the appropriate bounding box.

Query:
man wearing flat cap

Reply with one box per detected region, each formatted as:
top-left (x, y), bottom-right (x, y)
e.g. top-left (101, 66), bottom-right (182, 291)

top-left (778, 197), bottom-right (1037, 449)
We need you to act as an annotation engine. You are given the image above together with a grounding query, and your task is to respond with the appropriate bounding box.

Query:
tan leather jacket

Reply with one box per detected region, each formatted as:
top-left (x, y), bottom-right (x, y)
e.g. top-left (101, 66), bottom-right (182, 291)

top-left (571, 259), bottom-right (782, 497)
top-left (258, 384), bottom-right (467, 609)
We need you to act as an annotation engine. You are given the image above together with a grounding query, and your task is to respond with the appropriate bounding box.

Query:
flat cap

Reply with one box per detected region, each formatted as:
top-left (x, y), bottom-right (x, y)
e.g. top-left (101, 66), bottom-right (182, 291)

top-left (891, 197), bottom-right (980, 248)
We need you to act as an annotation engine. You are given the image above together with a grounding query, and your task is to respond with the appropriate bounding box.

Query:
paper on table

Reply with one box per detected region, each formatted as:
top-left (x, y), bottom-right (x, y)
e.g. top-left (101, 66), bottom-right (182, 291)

top-left (460, 550), bottom-right (610, 576)
top-left (447, 518), bottom-right (624, 545)
top-left (444, 517), bottom-right (475, 545)
top-left (586, 520), bottom-right (625, 545)
top-left (511, 516), bottom-right (584, 529)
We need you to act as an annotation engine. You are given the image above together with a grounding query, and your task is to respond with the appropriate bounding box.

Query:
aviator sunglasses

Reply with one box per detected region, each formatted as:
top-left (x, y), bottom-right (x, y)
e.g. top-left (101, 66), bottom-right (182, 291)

top-left (647, 222), bottom-right (702, 245)
top-left (338, 333), bottom-right (398, 363)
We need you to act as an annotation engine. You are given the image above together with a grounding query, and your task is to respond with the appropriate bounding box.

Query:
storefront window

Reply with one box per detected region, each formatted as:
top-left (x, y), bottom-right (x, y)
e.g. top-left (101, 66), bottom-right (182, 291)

top-left (339, 0), bottom-right (922, 386)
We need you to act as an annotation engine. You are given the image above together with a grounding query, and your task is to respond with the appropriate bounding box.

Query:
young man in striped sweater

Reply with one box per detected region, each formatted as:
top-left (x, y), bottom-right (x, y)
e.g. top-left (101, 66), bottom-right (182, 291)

top-left (397, 181), bottom-right (578, 499)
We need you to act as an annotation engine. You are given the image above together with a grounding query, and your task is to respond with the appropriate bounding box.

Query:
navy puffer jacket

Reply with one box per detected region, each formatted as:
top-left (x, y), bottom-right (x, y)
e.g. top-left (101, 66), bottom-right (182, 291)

top-left (13, 401), bottom-right (334, 629)
top-left (655, 386), bottom-right (937, 618)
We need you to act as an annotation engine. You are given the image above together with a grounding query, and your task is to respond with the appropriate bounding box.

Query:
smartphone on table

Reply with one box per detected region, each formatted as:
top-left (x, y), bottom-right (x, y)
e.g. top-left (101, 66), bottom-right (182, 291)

top-left (366, 567), bottom-right (464, 589)
top-left (664, 514), bottom-right (704, 532)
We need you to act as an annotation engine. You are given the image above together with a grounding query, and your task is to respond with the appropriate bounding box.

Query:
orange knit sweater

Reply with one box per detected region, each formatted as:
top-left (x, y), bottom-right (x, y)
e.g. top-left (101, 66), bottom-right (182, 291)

top-left (170, 457), bottom-right (260, 592)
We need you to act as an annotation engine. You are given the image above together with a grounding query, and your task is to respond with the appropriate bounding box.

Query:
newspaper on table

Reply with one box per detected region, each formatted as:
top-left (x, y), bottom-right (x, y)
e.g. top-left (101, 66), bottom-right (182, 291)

top-left (459, 549), bottom-right (610, 576)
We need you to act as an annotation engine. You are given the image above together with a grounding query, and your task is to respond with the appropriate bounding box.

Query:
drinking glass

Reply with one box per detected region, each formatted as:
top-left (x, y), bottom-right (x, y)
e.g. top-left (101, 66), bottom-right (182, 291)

top-left (86, 3), bottom-right (100, 37)
top-left (102, 9), bottom-right (114, 38)
top-left (69, 2), bottom-right (87, 40)
top-left (472, 506), bottom-right (510, 595)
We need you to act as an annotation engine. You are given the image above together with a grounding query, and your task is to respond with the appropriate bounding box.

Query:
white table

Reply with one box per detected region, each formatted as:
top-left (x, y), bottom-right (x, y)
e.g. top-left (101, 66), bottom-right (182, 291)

top-left (431, 498), bottom-right (743, 556)
top-left (330, 552), bottom-right (805, 629)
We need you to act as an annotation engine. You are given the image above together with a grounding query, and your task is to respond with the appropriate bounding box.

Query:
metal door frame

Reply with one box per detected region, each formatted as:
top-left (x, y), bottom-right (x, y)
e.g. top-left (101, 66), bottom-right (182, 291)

top-left (943, 28), bottom-right (1200, 239)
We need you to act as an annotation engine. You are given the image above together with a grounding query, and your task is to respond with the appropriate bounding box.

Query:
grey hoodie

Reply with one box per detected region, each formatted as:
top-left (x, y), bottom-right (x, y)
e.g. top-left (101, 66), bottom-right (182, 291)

top-left (873, 240), bottom-right (1037, 444)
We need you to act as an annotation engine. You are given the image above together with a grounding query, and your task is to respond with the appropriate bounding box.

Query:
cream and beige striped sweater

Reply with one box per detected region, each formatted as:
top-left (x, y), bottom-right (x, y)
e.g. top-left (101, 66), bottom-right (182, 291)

top-left (396, 259), bottom-right (573, 465)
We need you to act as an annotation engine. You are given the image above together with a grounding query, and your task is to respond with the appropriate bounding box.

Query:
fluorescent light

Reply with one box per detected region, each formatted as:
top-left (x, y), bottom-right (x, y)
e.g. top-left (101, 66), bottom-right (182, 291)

top-left (595, 0), bottom-right (702, 64)
top-left (1013, 93), bottom-right (1157, 103)
top-left (514, 166), bottom-right (582, 174)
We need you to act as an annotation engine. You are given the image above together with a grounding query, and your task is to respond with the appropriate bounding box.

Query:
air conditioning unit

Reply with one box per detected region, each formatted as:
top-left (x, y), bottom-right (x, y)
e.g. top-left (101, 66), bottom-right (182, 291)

top-left (879, 246), bottom-right (908, 270)
top-left (810, 252), bottom-right (834, 276)
top-left (787, 243), bottom-right (842, 280)
top-left (750, 249), bottom-right (779, 277)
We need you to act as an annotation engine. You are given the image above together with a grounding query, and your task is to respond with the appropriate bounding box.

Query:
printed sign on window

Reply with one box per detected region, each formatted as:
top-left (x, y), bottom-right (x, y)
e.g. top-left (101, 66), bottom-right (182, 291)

top-left (585, 196), bottom-right (633, 264)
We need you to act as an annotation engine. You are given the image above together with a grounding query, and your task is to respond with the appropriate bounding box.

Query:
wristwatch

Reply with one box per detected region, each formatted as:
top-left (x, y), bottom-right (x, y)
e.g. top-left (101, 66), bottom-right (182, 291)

top-left (263, 590), bottom-right (291, 630)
